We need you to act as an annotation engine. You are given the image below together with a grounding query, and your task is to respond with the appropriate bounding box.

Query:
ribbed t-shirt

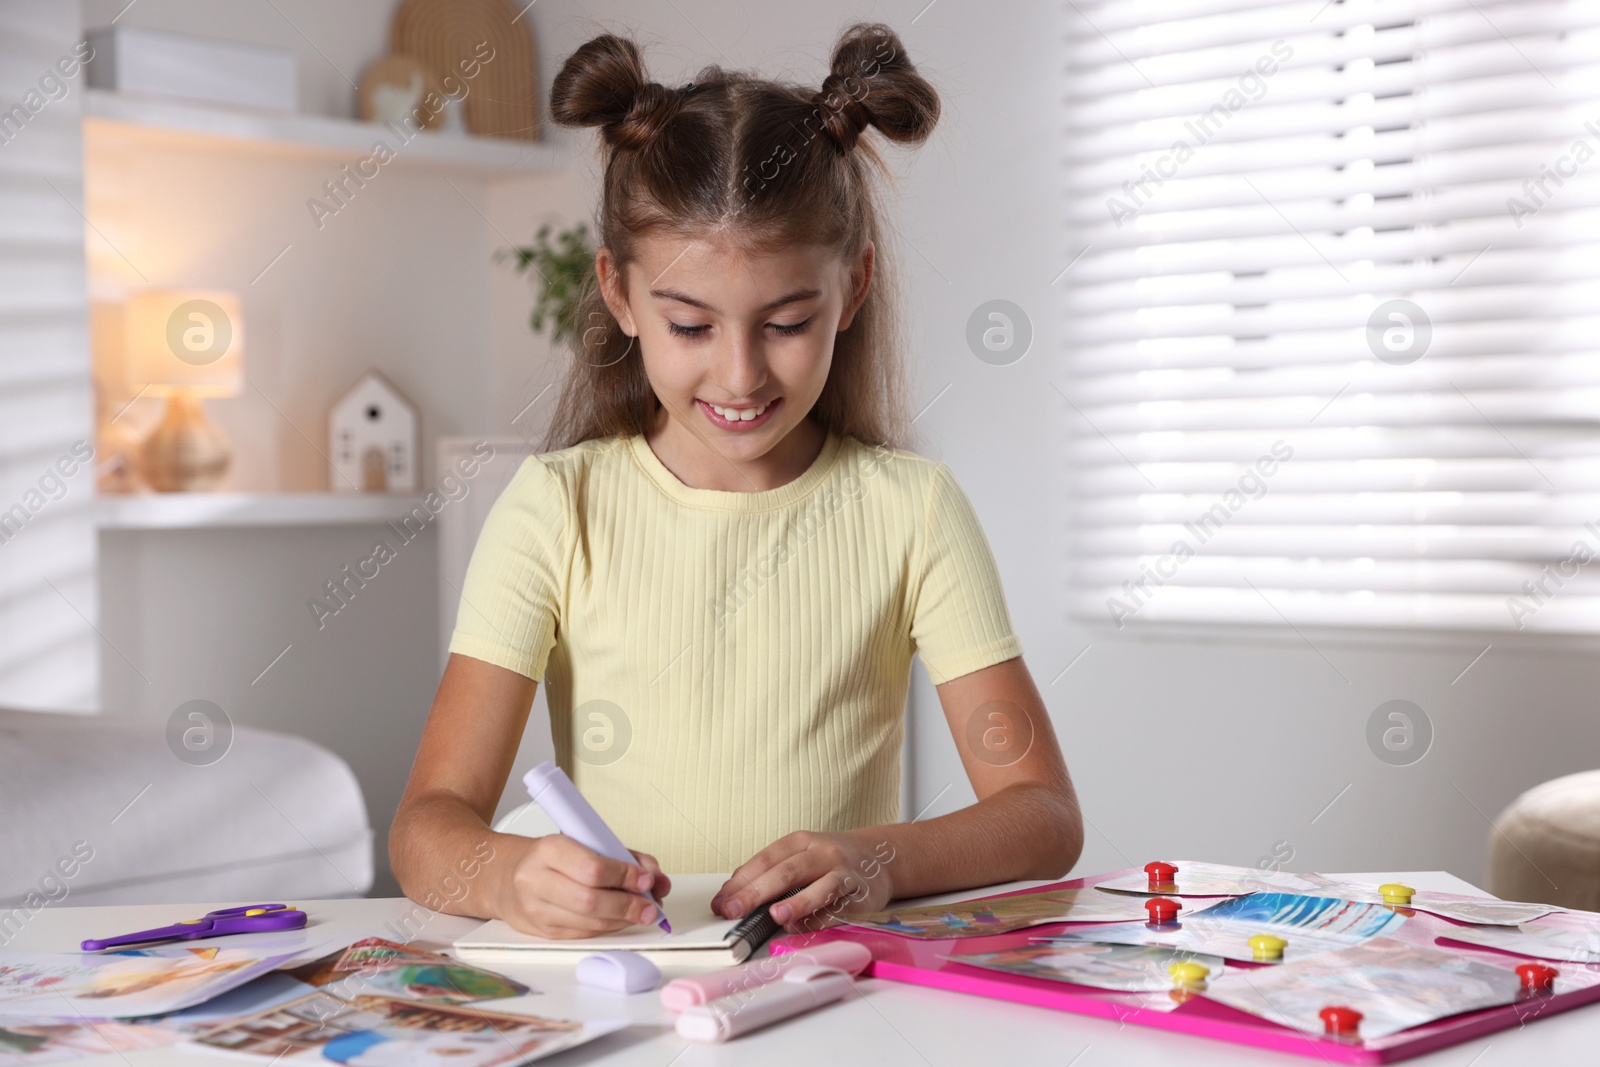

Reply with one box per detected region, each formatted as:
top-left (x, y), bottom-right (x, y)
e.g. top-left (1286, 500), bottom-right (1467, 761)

top-left (447, 430), bottom-right (1023, 872)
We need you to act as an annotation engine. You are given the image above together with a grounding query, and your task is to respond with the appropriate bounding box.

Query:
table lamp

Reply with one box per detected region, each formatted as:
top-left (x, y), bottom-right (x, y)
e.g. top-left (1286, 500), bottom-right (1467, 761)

top-left (124, 289), bottom-right (244, 492)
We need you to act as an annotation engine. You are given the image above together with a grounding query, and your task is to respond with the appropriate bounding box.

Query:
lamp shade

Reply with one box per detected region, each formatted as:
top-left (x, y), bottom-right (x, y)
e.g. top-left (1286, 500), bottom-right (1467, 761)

top-left (124, 289), bottom-right (244, 396)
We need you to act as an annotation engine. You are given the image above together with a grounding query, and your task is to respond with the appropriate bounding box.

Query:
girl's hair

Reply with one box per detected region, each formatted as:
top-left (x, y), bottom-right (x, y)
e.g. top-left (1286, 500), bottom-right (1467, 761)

top-left (542, 22), bottom-right (940, 452)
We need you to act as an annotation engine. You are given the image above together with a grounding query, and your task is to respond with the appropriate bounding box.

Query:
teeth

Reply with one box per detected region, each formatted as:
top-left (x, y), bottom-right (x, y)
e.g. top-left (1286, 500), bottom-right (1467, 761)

top-left (709, 401), bottom-right (769, 422)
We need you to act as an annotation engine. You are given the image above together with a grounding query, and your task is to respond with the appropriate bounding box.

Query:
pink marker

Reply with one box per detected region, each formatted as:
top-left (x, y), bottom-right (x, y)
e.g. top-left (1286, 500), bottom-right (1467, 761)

top-left (524, 761), bottom-right (671, 933)
top-left (660, 941), bottom-right (873, 1011)
top-left (677, 965), bottom-right (855, 1042)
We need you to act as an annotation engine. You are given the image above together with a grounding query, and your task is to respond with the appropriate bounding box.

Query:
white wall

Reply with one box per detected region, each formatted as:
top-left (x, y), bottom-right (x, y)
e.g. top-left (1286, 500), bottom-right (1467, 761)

top-left (84, 0), bottom-right (1600, 896)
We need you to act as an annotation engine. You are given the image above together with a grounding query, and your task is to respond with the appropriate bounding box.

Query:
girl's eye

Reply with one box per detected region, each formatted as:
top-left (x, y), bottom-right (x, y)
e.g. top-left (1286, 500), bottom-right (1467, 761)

top-left (665, 319), bottom-right (812, 338)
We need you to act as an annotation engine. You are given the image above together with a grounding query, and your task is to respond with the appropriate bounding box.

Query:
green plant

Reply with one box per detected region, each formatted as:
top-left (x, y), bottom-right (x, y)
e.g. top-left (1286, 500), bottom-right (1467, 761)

top-left (503, 222), bottom-right (595, 345)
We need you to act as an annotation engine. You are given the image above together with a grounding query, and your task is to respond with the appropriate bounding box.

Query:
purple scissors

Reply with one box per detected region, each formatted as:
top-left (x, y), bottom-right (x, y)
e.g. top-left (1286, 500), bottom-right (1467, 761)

top-left (81, 904), bottom-right (307, 952)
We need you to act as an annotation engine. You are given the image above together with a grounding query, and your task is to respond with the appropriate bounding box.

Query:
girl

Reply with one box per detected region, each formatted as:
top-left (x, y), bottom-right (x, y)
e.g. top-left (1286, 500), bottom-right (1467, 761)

top-left (391, 23), bottom-right (1082, 939)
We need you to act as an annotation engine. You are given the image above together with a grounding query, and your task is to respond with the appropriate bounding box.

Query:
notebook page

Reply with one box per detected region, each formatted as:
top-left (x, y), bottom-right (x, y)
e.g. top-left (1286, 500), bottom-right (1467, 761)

top-left (453, 873), bottom-right (740, 952)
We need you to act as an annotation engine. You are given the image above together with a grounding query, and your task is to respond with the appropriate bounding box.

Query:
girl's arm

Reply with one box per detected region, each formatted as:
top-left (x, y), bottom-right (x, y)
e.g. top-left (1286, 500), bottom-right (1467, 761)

top-left (711, 655), bottom-right (1081, 932)
top-left (389, 653), bottom-right (671, 937)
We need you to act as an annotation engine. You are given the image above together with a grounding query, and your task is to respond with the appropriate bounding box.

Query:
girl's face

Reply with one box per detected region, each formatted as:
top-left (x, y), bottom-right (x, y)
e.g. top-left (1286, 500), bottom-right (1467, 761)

top-left (597, 230), bottom-right (872, 468)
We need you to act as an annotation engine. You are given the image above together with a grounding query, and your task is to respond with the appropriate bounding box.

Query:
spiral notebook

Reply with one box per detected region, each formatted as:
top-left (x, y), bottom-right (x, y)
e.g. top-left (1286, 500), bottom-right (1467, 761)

top-left (451, 875), bottom-right (797, 967)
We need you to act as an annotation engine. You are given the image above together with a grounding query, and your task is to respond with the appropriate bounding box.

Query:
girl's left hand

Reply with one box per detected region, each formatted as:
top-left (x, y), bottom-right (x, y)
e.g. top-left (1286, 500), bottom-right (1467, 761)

top-left (711, 830), bottom-right (898, 934)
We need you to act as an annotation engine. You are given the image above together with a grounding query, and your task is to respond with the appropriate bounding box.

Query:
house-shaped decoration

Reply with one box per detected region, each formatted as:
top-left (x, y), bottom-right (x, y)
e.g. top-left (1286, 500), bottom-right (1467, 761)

top-left (328, 370), bottom-right (418, 492)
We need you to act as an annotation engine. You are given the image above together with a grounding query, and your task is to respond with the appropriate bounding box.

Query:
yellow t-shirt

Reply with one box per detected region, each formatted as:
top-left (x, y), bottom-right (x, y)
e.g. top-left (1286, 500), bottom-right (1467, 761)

top-left (447, 430), bottom-right (1023, 872)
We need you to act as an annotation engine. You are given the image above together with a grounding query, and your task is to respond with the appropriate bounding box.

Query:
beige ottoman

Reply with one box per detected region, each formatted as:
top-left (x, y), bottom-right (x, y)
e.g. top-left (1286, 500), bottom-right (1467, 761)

top-left (1489, 769), bottom-right (1600, 910)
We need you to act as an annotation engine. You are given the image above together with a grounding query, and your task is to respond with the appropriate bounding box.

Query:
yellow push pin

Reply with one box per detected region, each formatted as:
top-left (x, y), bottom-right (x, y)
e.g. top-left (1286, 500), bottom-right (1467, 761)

top-left (1379, 883), bottom-right (1414, 906)
top-left (1249, 933), bottom-right (1287, 962)
top-left (1168, 960), bottom-right (1210, 990)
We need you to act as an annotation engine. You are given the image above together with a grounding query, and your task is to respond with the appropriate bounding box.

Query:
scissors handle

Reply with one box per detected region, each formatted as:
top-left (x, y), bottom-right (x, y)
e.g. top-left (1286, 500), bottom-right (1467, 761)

top-left (80, 904), bottom-right (306, 952)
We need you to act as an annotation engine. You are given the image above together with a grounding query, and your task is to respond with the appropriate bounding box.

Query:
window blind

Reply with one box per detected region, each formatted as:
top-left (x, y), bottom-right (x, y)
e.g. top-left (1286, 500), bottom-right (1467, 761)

top-left (0, 0), bottom-right (99, 710)
top-left (1063, 0), bottom-right (1600, 634)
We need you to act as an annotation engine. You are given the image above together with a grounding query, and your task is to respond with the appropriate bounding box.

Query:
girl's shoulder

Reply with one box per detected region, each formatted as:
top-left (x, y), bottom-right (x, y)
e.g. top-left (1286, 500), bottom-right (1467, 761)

top-left (529, 435), bottom-right (630, 471)
top-left (505, 435), bottom-right (632, 486)
top-left (482, 437), bottom-right (630, 522)
top-left (836, 434), bottom-right (956, 501)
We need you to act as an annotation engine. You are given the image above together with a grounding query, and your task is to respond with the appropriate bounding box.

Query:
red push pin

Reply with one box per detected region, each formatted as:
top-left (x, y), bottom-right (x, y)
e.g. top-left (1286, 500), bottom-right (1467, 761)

top-left (1319, 1005), bottom-right (1363, 1039)
top-left (1516, 962), bottom-right (1559, 994)
top-left (1144, 861), bottom-right (1179, 891)
top-left (1144, 897), bottom-right (1182, 927)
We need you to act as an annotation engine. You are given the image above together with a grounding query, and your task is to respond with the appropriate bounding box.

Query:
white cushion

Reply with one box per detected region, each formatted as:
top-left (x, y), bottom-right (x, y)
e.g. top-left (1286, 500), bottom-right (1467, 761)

top-left (0, 708), bottom-right (372, 916)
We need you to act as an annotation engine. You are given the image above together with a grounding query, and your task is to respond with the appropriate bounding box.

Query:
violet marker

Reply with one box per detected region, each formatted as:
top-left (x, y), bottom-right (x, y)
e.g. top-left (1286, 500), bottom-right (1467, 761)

top-left (524, 761), bottom-right (671, 933)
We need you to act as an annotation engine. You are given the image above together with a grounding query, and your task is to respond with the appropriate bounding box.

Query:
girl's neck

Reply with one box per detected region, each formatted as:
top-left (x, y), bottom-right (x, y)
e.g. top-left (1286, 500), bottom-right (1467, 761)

top-left (643, 408), bottom-right (828, 492)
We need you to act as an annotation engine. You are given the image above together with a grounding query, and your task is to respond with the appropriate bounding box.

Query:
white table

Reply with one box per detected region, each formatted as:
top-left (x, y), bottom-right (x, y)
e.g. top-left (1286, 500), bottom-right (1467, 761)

top-left (12, 871), bottom-right (1597, 1065)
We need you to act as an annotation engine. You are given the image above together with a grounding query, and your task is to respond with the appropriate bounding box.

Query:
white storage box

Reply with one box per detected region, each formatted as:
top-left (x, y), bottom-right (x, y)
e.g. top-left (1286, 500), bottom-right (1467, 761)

top-left (85, 25), bottom-right (297, 112)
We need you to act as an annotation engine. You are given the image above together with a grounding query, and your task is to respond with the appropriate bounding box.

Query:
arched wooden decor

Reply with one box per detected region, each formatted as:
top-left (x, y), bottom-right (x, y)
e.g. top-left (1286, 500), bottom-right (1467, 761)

top-left (390, 0), bottom-right (541, 141)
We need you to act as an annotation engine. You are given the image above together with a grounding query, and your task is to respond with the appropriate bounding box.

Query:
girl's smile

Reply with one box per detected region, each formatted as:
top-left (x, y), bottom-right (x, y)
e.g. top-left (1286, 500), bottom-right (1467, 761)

top-left (697, 395), bottom-right (782, 431)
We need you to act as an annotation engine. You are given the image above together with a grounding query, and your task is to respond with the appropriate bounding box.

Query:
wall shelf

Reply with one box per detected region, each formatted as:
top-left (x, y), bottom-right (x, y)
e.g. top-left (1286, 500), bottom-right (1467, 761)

top-left (83, 88), bottom-right (559, 176)
top-left (97, 491), bottom-right (429, 530)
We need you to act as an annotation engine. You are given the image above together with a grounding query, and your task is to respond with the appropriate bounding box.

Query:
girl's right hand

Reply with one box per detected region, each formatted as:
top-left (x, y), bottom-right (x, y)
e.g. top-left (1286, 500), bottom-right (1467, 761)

top-left (494, 834), bottom-right (671, 939)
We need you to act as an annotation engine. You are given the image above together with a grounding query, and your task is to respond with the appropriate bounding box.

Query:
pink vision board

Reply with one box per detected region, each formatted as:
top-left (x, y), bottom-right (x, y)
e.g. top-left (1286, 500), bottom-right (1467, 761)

top-left (768, 867), bottom-right (1600, 1064)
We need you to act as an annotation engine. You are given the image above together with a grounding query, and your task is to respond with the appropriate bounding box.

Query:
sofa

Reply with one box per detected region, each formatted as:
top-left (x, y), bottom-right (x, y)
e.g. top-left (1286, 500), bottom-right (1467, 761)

top-left (0, 706), bottom-right (372, 928)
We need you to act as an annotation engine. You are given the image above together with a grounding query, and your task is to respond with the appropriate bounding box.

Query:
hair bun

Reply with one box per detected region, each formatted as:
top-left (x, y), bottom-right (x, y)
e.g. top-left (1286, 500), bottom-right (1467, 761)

top-left (623, 81), bottom-right (683, 146)
top-left (814, 23), bottom-right (939, 155)
top-left (549, 33), bottom-right (681, 150)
